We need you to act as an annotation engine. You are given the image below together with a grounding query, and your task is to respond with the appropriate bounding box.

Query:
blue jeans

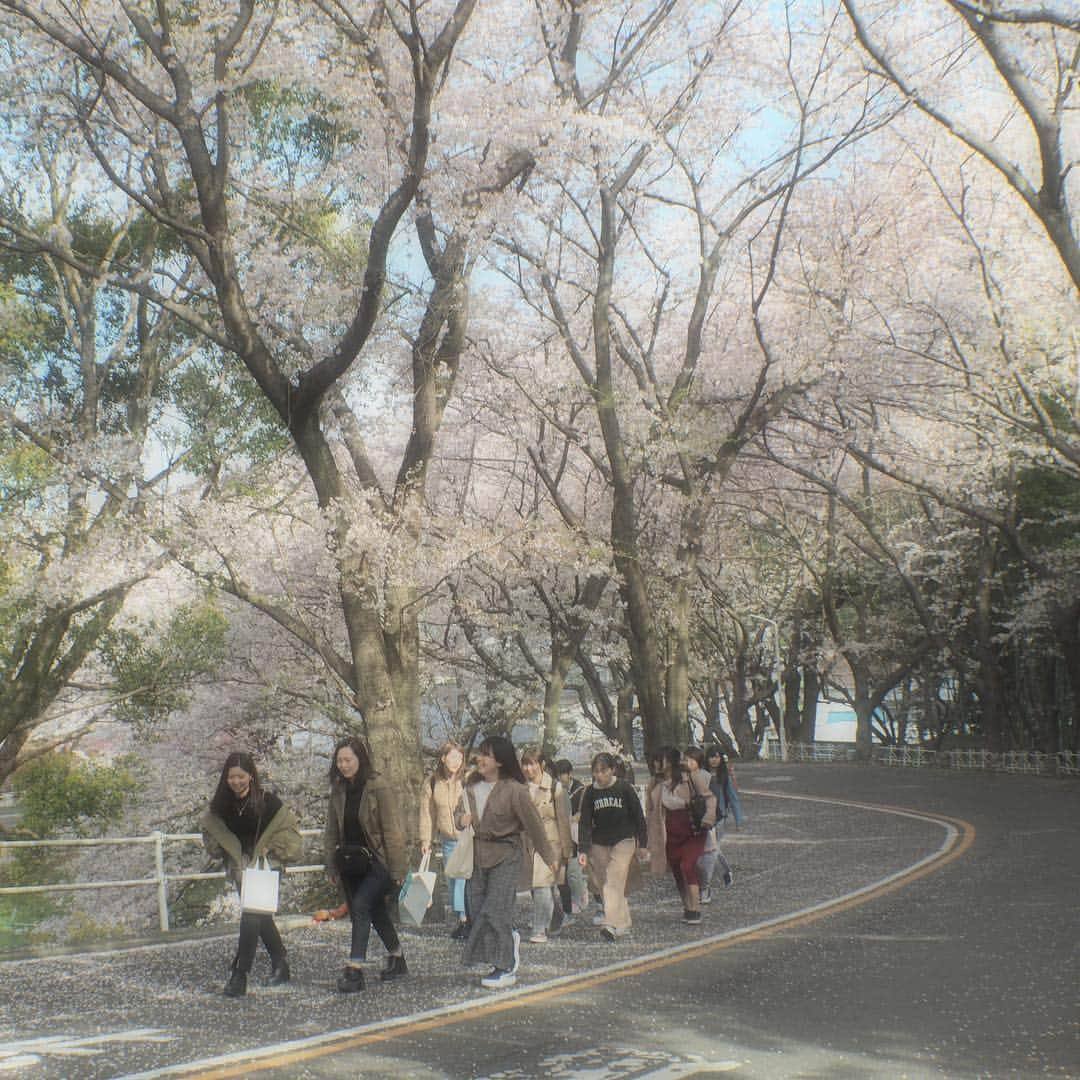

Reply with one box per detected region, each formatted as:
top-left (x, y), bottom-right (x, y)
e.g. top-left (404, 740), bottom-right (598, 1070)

top-left (342, 858), bottom-right (400, 962)
top-left (440, 837), bottom-right (467, 917)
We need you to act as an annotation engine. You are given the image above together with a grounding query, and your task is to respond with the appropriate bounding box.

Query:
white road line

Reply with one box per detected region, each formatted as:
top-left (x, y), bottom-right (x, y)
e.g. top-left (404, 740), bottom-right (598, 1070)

top-left (0, 1029), bottom-right (174, 1070)
top-left (0, 1056), bottom-right (42, 1071)
top-left (649, 1066), bottom-right (740, 1077)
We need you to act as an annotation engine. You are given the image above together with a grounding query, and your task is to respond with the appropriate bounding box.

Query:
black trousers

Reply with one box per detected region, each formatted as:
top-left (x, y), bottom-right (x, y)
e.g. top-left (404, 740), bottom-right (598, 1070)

top-left (343, 858), bottom-right (401, 962)
top-left (235, 910), bottom-right (284, 973)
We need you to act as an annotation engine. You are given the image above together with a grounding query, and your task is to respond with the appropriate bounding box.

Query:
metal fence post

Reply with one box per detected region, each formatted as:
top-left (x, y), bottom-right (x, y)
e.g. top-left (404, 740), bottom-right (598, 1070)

top-left (153, 831), bottom-right (169, 932)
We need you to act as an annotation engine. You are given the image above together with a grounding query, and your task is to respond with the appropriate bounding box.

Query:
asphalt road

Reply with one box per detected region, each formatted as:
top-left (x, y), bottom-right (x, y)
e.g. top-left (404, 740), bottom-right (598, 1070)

top-left (1, 764), bottom-right (1077, 1079)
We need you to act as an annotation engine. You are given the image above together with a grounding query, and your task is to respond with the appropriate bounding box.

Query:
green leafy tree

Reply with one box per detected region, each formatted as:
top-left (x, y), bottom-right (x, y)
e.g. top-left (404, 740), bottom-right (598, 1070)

top-left (99, 598), bottom-right (229, 731)
top-left (11, 752), bottom-right (139, 838)
top-left (0, 151), bottom-right (284, 781)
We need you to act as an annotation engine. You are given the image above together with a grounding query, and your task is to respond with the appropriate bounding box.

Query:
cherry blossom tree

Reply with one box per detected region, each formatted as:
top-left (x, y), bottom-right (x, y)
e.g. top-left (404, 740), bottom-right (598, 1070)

top-left (483, 0), bottom-right (892, 755)
top-left (0, 0), bottom-right (562, 816)
top-left (762, 141), bottom-right (1078, 752)
top-left (831, 3), bottom-right (1080, 748)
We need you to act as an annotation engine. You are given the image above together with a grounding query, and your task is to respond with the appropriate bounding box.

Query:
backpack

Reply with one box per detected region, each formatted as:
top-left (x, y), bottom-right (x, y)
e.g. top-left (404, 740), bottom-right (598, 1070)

top-left (687, 777), bottom-right (708, 834)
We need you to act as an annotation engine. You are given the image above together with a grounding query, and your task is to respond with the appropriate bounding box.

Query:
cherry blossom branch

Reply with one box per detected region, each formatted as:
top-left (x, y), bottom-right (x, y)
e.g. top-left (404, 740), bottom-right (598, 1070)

top-left (842, 0), bottom-right (1080, 290)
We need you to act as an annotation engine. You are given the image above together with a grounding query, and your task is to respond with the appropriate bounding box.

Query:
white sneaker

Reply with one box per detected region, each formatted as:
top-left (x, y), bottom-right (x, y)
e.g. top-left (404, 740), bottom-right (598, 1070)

top-left (480, 967), bottom-right (517, 989)
top-left (510, 929), bottom-right (521, 973)
top-left (591, 912), bottom-right (607, 926)
top-left (528, 931), bottom-right (548, 944)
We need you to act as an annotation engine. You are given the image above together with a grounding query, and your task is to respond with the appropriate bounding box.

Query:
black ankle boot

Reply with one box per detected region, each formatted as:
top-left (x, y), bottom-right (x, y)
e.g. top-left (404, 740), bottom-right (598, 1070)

top-left (268, 957), bottom-right (290, 986)
top-left (450, 920), bottom-right (471, 941)
top-left (337, 965), bottom-right (365, 993)
top-left (223, 970), bottom-right (247, 998)
top-left (380, 954), bottom-right (408, 981)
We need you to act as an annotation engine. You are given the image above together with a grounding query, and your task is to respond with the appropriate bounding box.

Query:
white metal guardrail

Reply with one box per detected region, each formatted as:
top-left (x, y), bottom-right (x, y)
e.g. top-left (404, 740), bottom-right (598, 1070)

top-left (766, 742), bottom-right (1079, 776)
top-left (0, 828), bottom-right (327, 932)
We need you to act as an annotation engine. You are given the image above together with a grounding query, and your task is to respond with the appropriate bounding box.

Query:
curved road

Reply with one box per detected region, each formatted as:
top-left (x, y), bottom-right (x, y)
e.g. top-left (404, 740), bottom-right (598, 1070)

top-left (1, 764), bottom-right (1076, 1078)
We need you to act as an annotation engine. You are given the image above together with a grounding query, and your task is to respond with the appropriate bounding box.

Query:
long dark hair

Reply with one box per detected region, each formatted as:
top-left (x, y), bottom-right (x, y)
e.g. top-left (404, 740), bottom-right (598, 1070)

top-left (661, 745), bottom-right (687, 791)
top-left (648, 745), bottom-right (674, 775)
top-left (469, 734), bottom-right (526, 785)
top-left (329, 735), bottom-right (372, 786)
top-left (210, 751), bottom-right (265, 817)
top-left (707, 746), bottom-right (730, 788)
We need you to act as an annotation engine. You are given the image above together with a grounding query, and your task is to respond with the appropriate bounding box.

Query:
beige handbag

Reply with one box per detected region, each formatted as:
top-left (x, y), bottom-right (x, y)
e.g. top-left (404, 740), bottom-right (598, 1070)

top-left (444, 828), bottom-right (474, 879)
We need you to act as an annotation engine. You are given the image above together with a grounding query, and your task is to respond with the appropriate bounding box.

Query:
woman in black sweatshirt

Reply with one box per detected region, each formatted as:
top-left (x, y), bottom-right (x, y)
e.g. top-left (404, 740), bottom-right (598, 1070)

top-left (577, 752), bottom-right (647, 941)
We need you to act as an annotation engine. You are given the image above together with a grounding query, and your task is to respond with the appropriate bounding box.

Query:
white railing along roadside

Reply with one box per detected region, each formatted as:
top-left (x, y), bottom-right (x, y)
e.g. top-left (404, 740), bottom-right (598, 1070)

top-left (0, 828), bottom-right (326, 933)
top-left (766, 741), bottom-right (1079, 776)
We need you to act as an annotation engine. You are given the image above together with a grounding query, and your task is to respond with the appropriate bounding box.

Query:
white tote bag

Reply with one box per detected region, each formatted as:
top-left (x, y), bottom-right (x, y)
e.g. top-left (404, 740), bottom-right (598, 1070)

top-left (398, 851), bottom-right (437, 927)
top-left (443, 827), bottom-right (474, 880)
top-left (240, 856), bottom-right (280, 914)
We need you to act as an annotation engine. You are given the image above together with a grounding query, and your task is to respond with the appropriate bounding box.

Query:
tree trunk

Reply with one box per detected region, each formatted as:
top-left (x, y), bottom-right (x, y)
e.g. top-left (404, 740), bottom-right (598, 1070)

top-left (798, 666), bottom-right (820, 743)
top-left (972, 529), bottom-right (1008, 751)
top-left (615, 544), bottom-right (671, 755)
top-left (616, 683), bottom-right (637, 760)
top-left (727, 633), bottom-right (758, 759)
top-left (1049, 598), bottom-right (1080, 753)
top-left (851, 664), bottom-right (875, 761)
top-left (541, 646), bottom-right (574, 759)
top-left (665, 575), bottom-right (692, 749)
top-left (782, 662), bottom-right (801, 744)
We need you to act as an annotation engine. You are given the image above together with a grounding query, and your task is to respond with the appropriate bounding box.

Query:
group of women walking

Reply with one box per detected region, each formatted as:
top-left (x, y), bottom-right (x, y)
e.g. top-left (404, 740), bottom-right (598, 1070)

top-left (200, 736), bottom-right (741, 997)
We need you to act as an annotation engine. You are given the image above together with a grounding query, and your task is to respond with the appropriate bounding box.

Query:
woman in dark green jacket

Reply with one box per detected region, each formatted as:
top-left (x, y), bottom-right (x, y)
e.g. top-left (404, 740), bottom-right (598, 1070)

top-left (201, 751), bottom-right (301, 998)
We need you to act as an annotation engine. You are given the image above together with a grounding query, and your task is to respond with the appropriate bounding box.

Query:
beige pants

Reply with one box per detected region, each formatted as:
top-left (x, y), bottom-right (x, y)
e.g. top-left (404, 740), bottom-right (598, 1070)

top-left (588, 837), bottom-right (637, 932)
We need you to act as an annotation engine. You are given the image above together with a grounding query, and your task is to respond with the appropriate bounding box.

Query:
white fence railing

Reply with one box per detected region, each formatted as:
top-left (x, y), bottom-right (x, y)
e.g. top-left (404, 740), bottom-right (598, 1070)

top-left (0, 828), bottom-right (327, 933)
top-left (766, 741), bottom-right (1079, 776)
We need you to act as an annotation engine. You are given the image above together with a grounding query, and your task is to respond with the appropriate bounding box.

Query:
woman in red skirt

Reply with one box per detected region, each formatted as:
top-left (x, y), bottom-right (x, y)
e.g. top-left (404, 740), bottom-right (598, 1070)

top-left (646, 746), bottom-right (716, 924)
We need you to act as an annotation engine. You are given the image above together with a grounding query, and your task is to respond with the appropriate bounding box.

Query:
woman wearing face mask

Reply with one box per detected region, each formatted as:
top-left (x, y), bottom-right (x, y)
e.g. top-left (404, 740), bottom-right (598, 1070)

top-left (324, 736), bottom-right (408, 994)
top-left (456, 735), bottom-right (556, 990)
top-left (577, 752), bottom-right (648, 942)
top-left (420, 741), bottom-right (470, 939)
top-left (201, 751), bottom-right (302, 998)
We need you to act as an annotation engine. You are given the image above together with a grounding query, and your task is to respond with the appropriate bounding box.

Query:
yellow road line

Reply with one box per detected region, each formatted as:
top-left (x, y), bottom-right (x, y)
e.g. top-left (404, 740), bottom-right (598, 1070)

top-left (175, 795), bottom-right (976, 1079)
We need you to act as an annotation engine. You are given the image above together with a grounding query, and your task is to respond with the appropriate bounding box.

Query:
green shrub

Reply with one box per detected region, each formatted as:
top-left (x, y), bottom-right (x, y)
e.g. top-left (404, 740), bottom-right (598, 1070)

top-left (11, 753), bottom-right (139, 838)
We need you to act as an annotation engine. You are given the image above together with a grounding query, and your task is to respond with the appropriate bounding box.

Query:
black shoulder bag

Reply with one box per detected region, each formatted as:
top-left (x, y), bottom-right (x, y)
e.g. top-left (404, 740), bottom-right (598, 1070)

top-left (335, 785), bottom-right (376, 878)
